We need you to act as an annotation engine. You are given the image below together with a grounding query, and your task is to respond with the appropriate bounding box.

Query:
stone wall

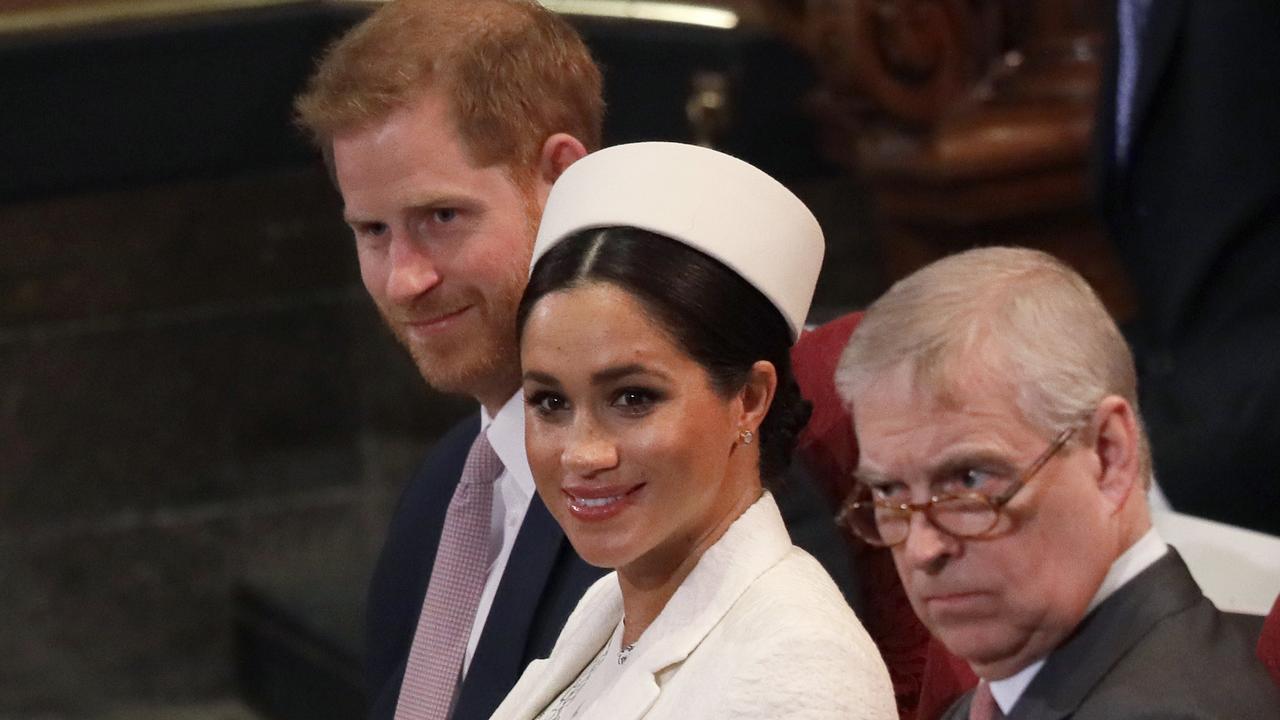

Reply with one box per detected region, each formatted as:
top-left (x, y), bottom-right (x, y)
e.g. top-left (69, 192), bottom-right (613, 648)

top-left (0, 164), bottom-right (469, 715)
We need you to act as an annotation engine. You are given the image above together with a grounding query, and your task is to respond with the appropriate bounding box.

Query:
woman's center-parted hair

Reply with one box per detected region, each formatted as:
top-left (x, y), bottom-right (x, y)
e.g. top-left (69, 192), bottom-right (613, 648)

top-left (517, 227), bottom-right (813, 484)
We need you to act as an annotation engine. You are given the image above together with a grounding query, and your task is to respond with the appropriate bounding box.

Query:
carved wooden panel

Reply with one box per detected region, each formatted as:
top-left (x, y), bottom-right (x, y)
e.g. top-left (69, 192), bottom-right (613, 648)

top-left (767, 0), bottom-right (1134, 319)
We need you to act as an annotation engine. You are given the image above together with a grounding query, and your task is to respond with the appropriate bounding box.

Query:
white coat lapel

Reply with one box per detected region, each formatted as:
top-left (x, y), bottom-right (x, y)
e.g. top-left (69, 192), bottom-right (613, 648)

top-left (584, 493), bottom-right (792, 719)
top-left (585, 659), bottom-right (662, 720)
top-left (494, 576), bottom-right (623, 720)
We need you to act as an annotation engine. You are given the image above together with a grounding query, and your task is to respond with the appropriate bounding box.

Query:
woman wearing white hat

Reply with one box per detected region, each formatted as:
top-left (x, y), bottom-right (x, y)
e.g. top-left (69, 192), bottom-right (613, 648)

top-left (491, 142), bottom-right (894, 720)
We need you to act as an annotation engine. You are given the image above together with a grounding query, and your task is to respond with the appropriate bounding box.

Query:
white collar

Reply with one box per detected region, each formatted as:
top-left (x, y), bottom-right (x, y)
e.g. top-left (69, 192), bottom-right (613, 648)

top-left (988, 660), bottom-right (1045, 714)
top-left (481, 392), bottom-right (536, 500)
top-left (1086, 527), bottom-right (1168, 614)
top-left (987, 527), bottom-right (1168, 713)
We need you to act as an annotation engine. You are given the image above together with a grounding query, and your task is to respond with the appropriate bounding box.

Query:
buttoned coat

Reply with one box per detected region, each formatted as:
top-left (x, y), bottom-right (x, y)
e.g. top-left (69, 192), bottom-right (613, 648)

top-left (491, 493), bottom-right (896, 720)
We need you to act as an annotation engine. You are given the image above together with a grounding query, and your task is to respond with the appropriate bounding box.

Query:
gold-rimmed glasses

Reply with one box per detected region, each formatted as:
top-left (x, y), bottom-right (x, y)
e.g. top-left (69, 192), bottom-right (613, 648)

top-left (836, 427), bottom-right (1076, 547)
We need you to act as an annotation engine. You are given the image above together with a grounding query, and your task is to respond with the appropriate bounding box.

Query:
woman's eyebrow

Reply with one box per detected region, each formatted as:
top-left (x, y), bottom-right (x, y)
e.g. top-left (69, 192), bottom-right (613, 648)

top-left (590, 364), bottom-right (671, 386)
top-left (521, 369), bottom-right (560, 385)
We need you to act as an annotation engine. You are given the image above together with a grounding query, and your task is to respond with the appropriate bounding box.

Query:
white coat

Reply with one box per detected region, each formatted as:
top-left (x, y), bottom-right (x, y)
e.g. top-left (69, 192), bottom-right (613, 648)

top-left (491, 493), bottom-right (896, 720)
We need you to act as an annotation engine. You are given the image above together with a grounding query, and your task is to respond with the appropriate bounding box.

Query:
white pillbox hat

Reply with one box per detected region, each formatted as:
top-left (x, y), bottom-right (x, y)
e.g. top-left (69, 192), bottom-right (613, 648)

top-left (532, 142), bottom-right (825, 341)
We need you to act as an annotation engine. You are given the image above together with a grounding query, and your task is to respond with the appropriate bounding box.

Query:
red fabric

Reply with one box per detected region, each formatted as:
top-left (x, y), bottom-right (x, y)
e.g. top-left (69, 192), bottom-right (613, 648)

top-left (1260, 593), bottom-right (1280, 687)
top-left (791, 312), bottom-right (864, 506)
top-left (918, 638), bottom-right (978, 720)
top-left (791, 313), bottom-right (977, 720)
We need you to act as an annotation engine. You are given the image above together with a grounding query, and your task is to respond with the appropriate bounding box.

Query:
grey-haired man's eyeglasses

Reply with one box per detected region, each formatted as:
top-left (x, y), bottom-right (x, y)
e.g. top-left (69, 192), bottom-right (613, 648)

top-left (836, 427), bottom-right (1076, 547)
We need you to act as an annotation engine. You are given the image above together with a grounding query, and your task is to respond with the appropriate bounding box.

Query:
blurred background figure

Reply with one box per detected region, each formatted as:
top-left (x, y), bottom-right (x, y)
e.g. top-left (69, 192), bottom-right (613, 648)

top-left (1094, 0), bottom-right (1280, 536)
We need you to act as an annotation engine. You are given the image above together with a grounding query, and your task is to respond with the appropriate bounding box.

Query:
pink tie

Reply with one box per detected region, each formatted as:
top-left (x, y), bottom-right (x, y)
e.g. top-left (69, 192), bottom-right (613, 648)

top-left (969, 680), bottom-right (1004, 720)
top-left (395, 431), bottom-right (504, 720)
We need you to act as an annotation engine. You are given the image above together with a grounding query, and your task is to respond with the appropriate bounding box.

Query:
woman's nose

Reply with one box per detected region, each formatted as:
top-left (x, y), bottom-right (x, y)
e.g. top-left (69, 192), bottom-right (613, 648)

top-left (562, 420), bottom-right (619, 476)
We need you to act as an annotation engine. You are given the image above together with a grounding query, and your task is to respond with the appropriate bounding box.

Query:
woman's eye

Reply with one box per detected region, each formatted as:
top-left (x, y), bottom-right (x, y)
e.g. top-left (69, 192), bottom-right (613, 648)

top-left (526, 391), bottom-right (568, 416)
top-left (610, 388), bottom-right (658, 413)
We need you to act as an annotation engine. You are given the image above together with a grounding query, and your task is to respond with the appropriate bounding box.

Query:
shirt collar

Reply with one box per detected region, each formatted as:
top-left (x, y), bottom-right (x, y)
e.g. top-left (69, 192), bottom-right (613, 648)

top-left (1086, 526), bottom-right (1168, 614)
top-left (989, 660), bottom-right (1044, 714)
top-left (482, 392), bottom-right (536, 500)
top-left (987, 527), bottom-right (1168, 713)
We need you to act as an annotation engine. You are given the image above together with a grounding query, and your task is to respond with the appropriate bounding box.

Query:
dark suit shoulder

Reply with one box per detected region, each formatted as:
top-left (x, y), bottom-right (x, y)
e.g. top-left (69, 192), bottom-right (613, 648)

top-left (1073, 601), bottom-right (1279, 719)
top-left (399, 416), bottom-right (481, 508)
top-left (1020, 552), bottom-right (1280, 719)
top-left (374, 414), bottom-right (479, 596)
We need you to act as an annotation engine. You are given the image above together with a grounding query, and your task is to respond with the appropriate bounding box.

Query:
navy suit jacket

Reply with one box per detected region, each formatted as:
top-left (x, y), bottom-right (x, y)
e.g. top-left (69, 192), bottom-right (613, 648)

top-left (940, 550), bottom-right (1280, 720)
top-left (1095, 0), bottom-right (1280, 534)
top-left (366, 414), bottom-right (858, 720)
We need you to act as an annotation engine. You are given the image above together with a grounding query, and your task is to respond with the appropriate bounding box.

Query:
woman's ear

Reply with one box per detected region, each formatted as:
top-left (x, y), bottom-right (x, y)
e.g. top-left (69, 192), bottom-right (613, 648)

top-left (1091, 395), bottom-right (1143, 512)
top-left (737, 360), bottom-right (778, 433)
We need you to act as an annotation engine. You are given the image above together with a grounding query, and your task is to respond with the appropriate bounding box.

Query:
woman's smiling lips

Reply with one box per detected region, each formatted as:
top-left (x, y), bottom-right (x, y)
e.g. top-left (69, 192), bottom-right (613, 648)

top-left (562, 483), bottom-right (647, 521)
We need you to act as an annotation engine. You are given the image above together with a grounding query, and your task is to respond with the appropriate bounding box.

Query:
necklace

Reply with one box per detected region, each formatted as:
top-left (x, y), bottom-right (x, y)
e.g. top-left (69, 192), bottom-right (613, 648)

top-left (538, 645), bottom-right (606, 720)
top-left (617, 641), bottom-right (636, 666)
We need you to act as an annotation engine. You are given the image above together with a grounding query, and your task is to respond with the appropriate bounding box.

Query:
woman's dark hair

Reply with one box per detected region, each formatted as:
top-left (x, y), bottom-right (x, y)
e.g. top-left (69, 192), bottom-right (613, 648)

top-left (516, 227), bottom-right (812, 483)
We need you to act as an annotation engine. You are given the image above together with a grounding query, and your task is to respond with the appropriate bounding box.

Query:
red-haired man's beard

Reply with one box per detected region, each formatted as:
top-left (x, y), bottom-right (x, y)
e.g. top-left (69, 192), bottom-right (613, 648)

top-left (377, 278), bottom-right (524, 403)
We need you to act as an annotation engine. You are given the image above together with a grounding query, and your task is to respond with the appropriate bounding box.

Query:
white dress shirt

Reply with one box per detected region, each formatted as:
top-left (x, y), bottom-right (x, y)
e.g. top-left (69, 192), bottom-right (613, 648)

top-left (988, 528), bottom-right (1169, 714)
top-left (462, 392), bottom-right (537, 676)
